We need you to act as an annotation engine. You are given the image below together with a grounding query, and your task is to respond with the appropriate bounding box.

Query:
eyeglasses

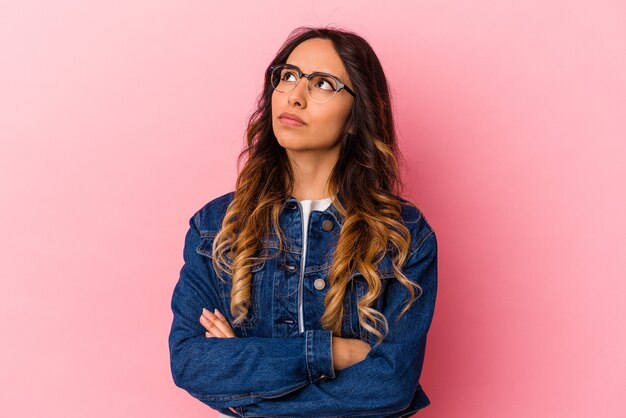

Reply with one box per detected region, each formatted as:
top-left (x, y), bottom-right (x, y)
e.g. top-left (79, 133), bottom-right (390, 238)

top-left (269, 63), bottom-right (357, 103)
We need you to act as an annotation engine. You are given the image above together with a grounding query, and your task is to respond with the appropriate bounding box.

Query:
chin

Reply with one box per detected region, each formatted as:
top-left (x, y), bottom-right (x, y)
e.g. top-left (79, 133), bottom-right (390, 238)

top-left (277, 141), bottom-right (307, 151)
top-left (275, 132), bottom-right (305, 145)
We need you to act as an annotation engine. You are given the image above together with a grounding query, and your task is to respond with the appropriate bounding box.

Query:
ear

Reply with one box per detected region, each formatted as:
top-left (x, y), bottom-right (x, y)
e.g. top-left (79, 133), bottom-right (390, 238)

top-left (346, 121), bottom-right (354, 135)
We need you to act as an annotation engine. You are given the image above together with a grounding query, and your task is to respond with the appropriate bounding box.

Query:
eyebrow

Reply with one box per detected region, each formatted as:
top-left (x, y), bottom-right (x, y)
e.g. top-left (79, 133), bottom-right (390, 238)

top-left (285, 63), bottom-right (346, 83)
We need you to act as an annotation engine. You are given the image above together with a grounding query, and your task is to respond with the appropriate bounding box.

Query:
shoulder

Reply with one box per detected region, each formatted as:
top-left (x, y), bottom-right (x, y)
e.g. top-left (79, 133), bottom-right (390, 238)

top-left (397, 195), bottom-right (436, 257)
top-left (190, 190), bottom-right (235, 233)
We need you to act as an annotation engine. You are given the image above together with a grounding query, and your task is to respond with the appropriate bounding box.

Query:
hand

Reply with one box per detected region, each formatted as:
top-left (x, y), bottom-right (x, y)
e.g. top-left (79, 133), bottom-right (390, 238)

top-left (332, 336), bottom-right (371, 371)
top-left (199, 307), bottom-right (237, 338)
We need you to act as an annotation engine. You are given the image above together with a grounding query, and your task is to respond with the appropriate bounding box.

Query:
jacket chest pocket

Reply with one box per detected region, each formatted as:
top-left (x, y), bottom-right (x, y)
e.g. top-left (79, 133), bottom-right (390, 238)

top-left (350, 269), bottom-right (395, 343)
top-left (195, 233), bottom-right (265, 334)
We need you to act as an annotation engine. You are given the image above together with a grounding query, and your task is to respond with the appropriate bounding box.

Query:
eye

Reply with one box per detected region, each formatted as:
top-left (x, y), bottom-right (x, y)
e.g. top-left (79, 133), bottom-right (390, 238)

top-left (281, 70), bottom-right (298, 82)
top-left (312, 75), bottom-right (337, 91)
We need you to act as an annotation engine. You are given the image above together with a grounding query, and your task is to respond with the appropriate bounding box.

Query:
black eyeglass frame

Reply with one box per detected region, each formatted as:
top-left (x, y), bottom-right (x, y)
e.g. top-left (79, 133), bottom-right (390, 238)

top-left (268, 63), bottom-right (357, 100)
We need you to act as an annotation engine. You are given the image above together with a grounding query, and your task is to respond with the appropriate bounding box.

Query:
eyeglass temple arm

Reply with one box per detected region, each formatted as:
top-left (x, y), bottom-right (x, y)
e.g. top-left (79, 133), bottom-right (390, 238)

top-left (339, 83), bottom-right (356, 97)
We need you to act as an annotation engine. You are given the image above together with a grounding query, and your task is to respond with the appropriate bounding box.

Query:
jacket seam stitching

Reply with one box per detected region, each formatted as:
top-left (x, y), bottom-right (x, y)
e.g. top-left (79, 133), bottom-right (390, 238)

top-left (305, 331), bottom-right (312, 383)
top-left (407, 229), bottom-right (434, 260)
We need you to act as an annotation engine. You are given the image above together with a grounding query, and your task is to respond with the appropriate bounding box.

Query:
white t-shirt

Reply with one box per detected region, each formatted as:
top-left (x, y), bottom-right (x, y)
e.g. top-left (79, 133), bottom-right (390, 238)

top-left (298, 197), bottom-right (333, 276)
top-left (217, 197), bottom-right (333, 418)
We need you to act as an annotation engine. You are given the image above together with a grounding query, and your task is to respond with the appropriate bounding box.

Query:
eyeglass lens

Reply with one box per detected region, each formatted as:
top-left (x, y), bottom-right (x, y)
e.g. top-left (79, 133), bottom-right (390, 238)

top-left (271, 65), bottom-right (339, 103)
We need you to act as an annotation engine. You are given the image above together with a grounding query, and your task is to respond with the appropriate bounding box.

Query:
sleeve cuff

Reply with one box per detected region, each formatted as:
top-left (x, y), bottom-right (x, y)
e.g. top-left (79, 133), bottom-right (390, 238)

top-left (305, 329), bottom-right (335, 383)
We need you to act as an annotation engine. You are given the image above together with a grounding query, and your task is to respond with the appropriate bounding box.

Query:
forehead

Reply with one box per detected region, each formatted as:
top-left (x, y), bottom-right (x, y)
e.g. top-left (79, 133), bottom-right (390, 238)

top-left (285, 38), bottom-right (349, 81)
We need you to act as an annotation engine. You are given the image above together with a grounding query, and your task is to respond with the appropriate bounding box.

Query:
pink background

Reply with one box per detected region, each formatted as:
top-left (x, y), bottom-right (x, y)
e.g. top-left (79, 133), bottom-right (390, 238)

top-left (1, 1), bottom-right (625, 417)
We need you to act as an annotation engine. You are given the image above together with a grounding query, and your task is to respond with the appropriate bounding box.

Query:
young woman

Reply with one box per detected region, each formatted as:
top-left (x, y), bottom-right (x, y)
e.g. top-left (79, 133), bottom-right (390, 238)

top-left (168, 26), bottom-right (438, 417)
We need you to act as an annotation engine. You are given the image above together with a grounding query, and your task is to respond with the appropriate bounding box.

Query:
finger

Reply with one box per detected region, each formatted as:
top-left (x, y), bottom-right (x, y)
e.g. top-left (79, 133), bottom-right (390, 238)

top-left (213, 309), bottom-right (236, 338)
top-left (205, 331), bottom-right (214, 338)
top-left (200, 308), bottom-right (235, 338)
top-left (199, 312), bottom-right (227, 338)
top-left (207, 309), bottom-right (236, 338)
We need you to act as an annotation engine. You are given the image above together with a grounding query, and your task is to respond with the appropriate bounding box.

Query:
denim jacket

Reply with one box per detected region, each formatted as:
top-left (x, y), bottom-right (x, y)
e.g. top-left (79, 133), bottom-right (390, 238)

top-left (168, 191), bottom-right (438, 417)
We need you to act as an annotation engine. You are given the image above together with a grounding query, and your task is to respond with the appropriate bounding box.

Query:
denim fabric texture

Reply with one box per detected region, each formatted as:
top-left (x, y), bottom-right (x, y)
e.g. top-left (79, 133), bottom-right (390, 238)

top-left (168, 191), bottom-right (438, 417)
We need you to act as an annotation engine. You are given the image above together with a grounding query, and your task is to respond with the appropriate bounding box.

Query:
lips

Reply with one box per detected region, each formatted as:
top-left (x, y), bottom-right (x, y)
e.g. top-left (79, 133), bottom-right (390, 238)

top-left (279, 112), bottom-right (305, 125)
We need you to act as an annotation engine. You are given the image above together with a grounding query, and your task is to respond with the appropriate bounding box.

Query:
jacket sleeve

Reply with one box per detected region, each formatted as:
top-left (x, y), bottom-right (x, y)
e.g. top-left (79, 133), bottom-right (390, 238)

top-left (233, 230), bottom-right (438, 418)
top-left (168, 213), bottom-right (335, 411)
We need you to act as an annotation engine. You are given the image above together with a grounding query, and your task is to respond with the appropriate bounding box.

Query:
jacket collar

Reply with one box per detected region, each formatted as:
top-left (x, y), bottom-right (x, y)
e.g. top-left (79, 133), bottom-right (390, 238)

top-left (285, 190), bottom-right (345, 227)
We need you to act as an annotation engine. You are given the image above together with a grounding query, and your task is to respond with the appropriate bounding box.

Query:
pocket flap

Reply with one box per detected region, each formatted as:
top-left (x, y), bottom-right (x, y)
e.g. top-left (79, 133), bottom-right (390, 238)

top-left (196, 233), bottom-right (265, 272)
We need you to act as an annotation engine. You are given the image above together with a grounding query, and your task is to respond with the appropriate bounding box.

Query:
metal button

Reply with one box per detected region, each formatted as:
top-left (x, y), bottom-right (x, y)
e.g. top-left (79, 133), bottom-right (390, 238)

top-left (314, 278), bottom-right (326, 290)
top-left (286, 264), bottom-right (296, 272)
top-left (320, 374), bottom-right (329, 380)
top-left (322, 219), bottom-right (333, 231)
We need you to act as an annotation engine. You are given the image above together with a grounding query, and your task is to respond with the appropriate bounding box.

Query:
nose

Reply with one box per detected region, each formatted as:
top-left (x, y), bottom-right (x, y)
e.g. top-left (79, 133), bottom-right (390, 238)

top-left (287, 76), bottom-right (308, 107)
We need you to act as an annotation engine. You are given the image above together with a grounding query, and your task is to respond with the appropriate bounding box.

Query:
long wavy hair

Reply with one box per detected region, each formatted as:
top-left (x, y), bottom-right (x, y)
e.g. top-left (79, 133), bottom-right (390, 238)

top-left (210, 26), bottom-right (423, 347)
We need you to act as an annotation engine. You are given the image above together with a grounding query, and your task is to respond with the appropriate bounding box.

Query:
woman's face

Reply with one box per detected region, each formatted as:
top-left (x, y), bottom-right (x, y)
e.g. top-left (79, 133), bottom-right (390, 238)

top-left (271, 38), bottom-right (355, 155)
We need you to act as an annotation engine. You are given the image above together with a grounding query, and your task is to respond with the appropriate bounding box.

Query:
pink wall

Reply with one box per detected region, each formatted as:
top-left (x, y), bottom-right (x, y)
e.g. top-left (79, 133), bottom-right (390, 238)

top-left (1, 1), bottom-right (624, 417)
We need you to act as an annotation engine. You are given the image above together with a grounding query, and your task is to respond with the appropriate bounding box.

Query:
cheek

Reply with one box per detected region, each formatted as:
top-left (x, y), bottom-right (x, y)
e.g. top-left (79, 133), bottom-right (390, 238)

top-left (270, 94), bottom-right (277, 117)
top-left (270, 94), bottom-right (282, 131)
top-left (311, 107), bottom-right (350, 140)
